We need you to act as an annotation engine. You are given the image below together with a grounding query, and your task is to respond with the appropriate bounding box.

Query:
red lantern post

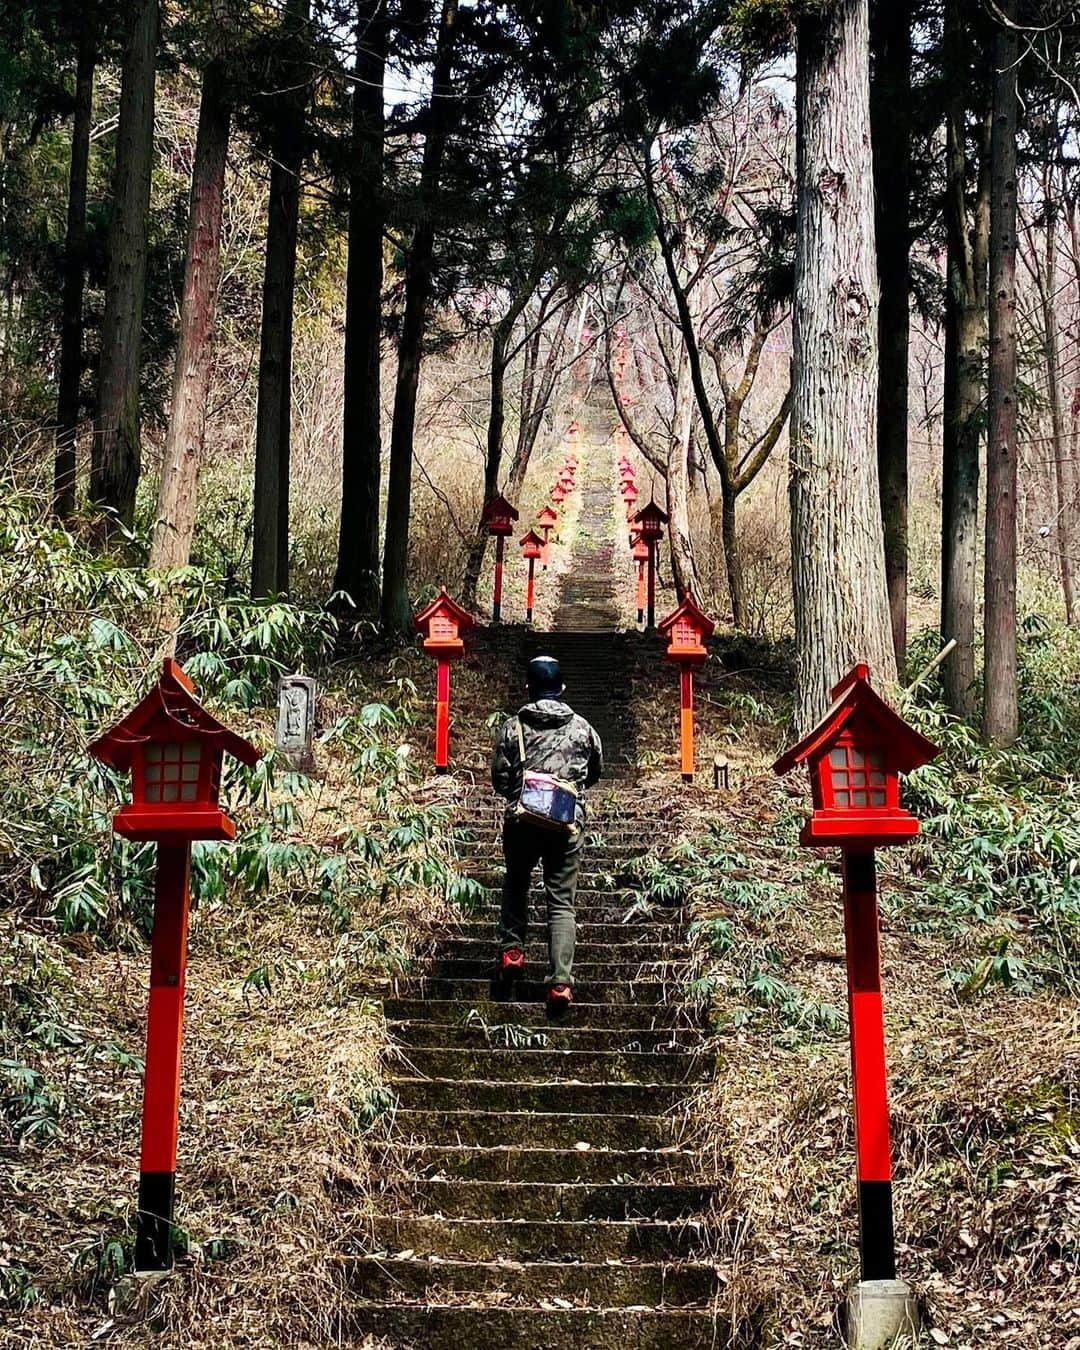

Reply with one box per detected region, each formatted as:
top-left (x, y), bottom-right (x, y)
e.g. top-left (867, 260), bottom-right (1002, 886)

top-left (519, 529), bottom-right (544, 623)
top-left (774, 665), bottom-right (938, 1321)
top-left (631, 500), bottom-right (669, 630)
top-left (89, 660), bottom-right (262, 1271)
top-left (536, 504), bottom-right (559, 569)
top-left (415, 590), bottom-right (474, 773)
top-left (632, 534), bottom-right (649, 623)
top-left (551, 482), bottom-right (568, 505)
top-left (658, 593), bottom-right (714, 781)
top-left (621, 481), bottom-right (639, 518)
top-left (481, 494), bottom-right (519, 624)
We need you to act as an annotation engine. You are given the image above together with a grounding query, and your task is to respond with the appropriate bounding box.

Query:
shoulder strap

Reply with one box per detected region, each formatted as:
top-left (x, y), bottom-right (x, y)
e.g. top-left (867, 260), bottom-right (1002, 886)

top-left (516, 717), bottom-right (527, 768)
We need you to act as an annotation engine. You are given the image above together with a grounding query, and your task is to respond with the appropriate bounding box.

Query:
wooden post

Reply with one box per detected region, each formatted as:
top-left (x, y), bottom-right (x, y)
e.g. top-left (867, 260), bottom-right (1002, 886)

top-left (647, 540), bottom-right (657, 630)
top-left (679, 665), bottom-right (694, 782)
top-left (526, 557), bottom-right (536, 624)
top-left (636, 559), bottom-right (646, 625)
top-left (841, 848), bottom-right (896, 1282)
top-left (135, 843), bottom-right (192, 1271)
top-left (492, 534), bottom-right (505, 623)
top-left (434, 657), bottom-right (451, 773)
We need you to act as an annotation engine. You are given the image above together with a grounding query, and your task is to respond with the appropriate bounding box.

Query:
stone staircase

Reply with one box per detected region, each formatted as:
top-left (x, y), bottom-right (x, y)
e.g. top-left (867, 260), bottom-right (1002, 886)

top-left (342, 429), bottom-right (749, 1346)
top-left (344, 800), bottom-right (744, 1347)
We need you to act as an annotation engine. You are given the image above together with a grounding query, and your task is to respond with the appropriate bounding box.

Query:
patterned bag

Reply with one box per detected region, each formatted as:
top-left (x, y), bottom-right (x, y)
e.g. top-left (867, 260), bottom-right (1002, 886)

top-left (511, 719), bottom-right (579, 834)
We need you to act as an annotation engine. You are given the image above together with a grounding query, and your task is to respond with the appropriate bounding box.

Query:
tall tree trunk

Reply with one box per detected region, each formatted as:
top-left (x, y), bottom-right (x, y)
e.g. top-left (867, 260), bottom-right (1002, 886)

top-left (251, 0), bottom-right (308, 597)
top-left (870, 0), bottom-right (911, 672)
top-left (462, 320), bottom-right (510, 609)
top-left (941, 2), bottom-right (990, 718)
top-left (333, 1), bottom-right (387, 616)
top-left (149, 58), bottom-right (230, 572)
top-left (381, 0), bottom-right (460, 633)
top-left (1038, 209), bottom-right (1074, 623)
top-left (90, 0), bottom-right (158, 531)
top-left (54, 12), bottom-right (96, 520)
top-left (720, 481), bottom-right (744, 628)
top-left (790, 0), bottom-right (896, 732)
top-left (982, 1), bottom-right (1019, 745)
top-left (667, 343), bottom-right (699, 599)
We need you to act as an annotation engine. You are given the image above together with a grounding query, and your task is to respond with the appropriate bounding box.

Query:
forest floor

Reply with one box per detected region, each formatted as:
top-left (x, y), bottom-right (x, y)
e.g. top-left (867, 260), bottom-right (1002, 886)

top-left (3, 421), bottom-right (1077, 1348)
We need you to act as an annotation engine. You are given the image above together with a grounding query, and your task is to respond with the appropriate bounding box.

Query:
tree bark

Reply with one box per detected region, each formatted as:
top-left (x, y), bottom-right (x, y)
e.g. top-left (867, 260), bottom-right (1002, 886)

top-left (149, 58), bottom-right (230, 572)
top-left (251, 0), bottom-right (308, 598)
top-left (870, 0), bottom-right (911, 672)
top-left (90, 0), bottom-right (158, 531)
top-left (667, 343), bottom-right (699, 599)
top-left (790, 0), bottom-right (896, 732)
top-left (1037, 207), bottom-right (1074, 623)
top-left (720, 482), bottom-right (742, 627)
top-left (333, 0), bottom-right (387, 616)
top-left (982, 1), bottom-right (1019, 746)
top-left (381, 0), bottom-right (460, 633)
top-left (941, 1), bottom-right (990, 719)
top-left (462, 318), bottom-right (510, 609)
top-left (54, 12), bottom-right (96, 520)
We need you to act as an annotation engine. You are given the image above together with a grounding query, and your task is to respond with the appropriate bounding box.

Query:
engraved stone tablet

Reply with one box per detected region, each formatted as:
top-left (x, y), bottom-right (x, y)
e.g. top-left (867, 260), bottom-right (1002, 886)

top-left (276, 675), bottom-right (316, 772)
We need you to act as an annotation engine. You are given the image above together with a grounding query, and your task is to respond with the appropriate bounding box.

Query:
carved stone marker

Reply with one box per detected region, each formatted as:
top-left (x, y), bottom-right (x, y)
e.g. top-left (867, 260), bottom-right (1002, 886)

top-left (276, 675), bottom-right (316, 772)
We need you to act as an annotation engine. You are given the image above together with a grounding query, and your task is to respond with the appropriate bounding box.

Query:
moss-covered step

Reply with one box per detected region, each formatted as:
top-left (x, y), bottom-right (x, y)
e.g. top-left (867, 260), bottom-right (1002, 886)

top-left (397, 1178), bottom-right (714, 1221)
top-left (389, 1077), bottom-right (687, 1115)
top-left (362, 1214), bottom-right (712, 1261)
top-left (372, 1143), bottom-right (704, 1183)
top-left (388, 1108), bottom-right (678, 1149)
top-left (399, 1046), bottom-right (712, 1085)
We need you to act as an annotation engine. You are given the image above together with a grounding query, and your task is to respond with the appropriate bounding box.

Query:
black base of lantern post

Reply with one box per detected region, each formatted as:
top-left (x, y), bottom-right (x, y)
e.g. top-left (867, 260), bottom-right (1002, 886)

top-left (435, 765), bottom-right (449, 775)
top-left (681, 772), bottom-right (693, 783)
top-left (857, 1180), bottom-right (897, 1280)
top-left (135, 1170), bottom-right (176, 1271)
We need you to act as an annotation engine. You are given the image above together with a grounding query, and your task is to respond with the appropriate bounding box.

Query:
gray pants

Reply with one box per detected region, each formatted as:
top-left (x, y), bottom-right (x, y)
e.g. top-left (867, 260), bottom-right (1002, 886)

top-left (499, 817), bottom-right (582, 988)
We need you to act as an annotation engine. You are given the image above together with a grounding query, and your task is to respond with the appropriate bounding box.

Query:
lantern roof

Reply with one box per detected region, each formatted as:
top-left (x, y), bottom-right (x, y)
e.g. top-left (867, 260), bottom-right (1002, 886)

top-left (415, 587), bottom-right (475, 635)
top-left (621, 481), bottom-right (639, 496)
top-left (482, 494), bottom-right (519, 525)
top-left (536, 505), bottom-right (559, 526)
top-left (519, 529), bottom-right (545, 550)
top-left (773, 663), bottom-right (939, 778)
top-left (658, 591), bottom-right (716, 642)
top-left (632, 500), bottom-right (669, 526)
top-left (89, 659), bottom-right (261, 773)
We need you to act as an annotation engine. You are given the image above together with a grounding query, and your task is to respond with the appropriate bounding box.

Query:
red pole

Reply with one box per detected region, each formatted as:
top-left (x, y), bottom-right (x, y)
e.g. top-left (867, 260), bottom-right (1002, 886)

top-left (647, 540), bottom-right (657, 629)
top-left (492, 534), bottom-right (505, 623)
top-left (679, 666), bottom-right (694, 782)
top-left (135, 843), bottom-right (191, 1271)
top-left (541, 528), bottom-right (551, 570)
top-left (636, 559), bottom-right (646, 624)
top-left (526, 557), bottom-right (536, 623)
top-left (434, 658), bottom-right (451, 773)
top-left (841, 848), bottom-right (897, 1281)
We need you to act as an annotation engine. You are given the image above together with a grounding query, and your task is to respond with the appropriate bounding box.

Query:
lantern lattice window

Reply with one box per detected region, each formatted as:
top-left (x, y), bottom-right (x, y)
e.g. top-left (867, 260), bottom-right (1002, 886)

top-left (144, 741), bottom-right (202, 803)
top-left (829, 744), bottom-right (887, 808)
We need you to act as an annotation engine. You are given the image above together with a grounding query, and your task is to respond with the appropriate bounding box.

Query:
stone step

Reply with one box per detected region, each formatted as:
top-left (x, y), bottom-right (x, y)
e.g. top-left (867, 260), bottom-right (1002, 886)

top-left (430, 957), bottom-right (682, 983)
top-left (364, 1215), bottom-right (711, 1262)
top-left (391, 978), bottom-right (677, 1005)
top-left (436, 937), bottom-right (678, 962)
top-left (389, 1109), bottom-right (677, 1148)
top-left (388, 1019), bottom-right (702, 1052)
top-left (447, 921), bottom-right (683, 945)
top-left (346, 1255), bottom-right (722, 1306)
top-left (398, 1047), bottom-right (711, 1085)
top-left (342, 1301), bottom-right (739, 1348)
top-left (374, 1144), bottom-right (703, 1183)
top-left (458, 900), bottom-right (681, 923)
top-left (388, 1179), bottom-right (713, 1221)
top-left (383, 999), bottom-right (695, 1030)
top-left (389, 1078), bottom-right (687, 1115)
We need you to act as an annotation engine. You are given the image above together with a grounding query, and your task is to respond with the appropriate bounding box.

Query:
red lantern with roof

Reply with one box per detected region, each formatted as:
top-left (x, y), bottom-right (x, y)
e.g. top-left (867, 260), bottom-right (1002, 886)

top-left (536, 504), bottom-right (558, 568)
top-left (551, 482), bottom-right (568, 504)
top-left (772, 663), bottom-right (938, 848)
top-left (519, 529), bottom-right (544, 623)
top-left (658, 593), bottom-right (715, 781)
top-left (90, 659), bottom-right (260, 842)
top-left (89, 659), bottom-right (262, 1273)
top-left (480, 495), bottom-right (519, 622)
top-left (630, 500), bottom-right (668, 629)
top-left (772, 664), bottom-right (939, 1292)
top-left (415, 589), bottom-right (475, 774)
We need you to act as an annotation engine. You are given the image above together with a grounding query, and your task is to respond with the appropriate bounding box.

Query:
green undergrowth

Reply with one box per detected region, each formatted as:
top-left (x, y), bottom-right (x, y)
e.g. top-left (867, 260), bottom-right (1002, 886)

top-left (0, 486), bottom-right (485, 1343)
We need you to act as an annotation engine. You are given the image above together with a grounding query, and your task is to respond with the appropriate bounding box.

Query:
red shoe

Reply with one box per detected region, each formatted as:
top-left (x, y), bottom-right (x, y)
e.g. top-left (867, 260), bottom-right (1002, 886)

top-left (546, 984), bottom-right (573, 1018)
top-left (498, 948), bottom-right (525, 980)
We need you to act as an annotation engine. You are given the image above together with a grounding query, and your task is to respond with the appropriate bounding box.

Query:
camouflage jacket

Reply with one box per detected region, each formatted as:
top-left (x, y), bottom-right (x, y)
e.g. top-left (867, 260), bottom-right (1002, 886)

top-left (491, 699), bottom-right (603, 813)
